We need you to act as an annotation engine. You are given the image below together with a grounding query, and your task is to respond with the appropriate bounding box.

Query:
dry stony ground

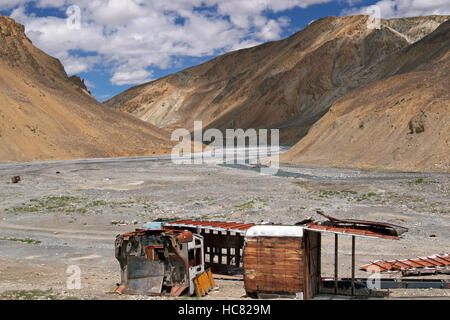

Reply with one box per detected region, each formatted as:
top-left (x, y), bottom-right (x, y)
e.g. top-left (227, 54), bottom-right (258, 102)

top-left (0, 158), bottom-right (448, 300)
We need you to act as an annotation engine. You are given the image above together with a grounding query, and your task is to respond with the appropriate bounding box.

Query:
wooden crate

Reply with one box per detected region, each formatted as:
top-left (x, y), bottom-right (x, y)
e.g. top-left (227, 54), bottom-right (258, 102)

top-left (244, 236), bottom-right (304, 296)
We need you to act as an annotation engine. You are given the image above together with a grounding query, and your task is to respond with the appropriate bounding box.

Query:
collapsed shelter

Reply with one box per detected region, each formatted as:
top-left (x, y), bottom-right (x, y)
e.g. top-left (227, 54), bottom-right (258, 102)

top-left (243, 212), bottom-right (408, 299)
top-left (117, 212), bottom-right (409, 299)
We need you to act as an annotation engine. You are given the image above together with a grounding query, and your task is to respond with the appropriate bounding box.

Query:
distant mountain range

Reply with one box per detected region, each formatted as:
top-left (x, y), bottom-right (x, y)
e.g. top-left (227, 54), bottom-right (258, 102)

top-left (0, 14), bottom-right (172, 162)
top-left (281, 18), bottom-right (450, 172)
top-left (105, 14), bottom-right (449, 172)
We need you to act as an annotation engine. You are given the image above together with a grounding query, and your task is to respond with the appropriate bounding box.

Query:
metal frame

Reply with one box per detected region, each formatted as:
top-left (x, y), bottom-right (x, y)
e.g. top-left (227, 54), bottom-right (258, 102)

top-left (165, 220), bottom-right (256, 274)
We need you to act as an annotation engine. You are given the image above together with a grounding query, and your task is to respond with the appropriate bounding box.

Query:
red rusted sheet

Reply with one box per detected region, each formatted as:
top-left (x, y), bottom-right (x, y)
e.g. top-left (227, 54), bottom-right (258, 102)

top-left (361, 253), bottom-right (450, 275)
top-left (166, 220), bottom-right (256, 234)
top-left (305, 224), bottom-right (401, 240)
top-left (303, 211), bottom-right (407, 239)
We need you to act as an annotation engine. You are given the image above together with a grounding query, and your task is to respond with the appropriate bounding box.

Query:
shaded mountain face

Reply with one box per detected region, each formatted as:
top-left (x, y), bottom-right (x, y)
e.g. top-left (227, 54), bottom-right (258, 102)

top-left (0, 14), bottom-right (173, 162)
top-left (104, 15), bottom-right (448, 145)
top-left (280, 20), bottom-right (450, 173)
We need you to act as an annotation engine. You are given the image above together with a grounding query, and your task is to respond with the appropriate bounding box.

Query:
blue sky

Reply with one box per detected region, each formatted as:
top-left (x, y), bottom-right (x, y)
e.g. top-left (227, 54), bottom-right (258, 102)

top-left (1, 0), bottom-right (448, 102)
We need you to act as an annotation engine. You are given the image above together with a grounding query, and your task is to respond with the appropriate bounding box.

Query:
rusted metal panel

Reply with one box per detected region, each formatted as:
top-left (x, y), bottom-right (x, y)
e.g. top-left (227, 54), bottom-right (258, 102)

top-left (166, 220), bottom-right (256, 234)
top-left (305, 224), bottom-right (402, 239)
top-left (124, 256), bottom-right (164, 295)
top-left (115, 228), bottom-right (207, 296)
top-left (303, 211), bottom-right (408, 240)
top-left (361, 253), bottom-right (450, 275)
top-left (193, 268), bottom-right (215, 297)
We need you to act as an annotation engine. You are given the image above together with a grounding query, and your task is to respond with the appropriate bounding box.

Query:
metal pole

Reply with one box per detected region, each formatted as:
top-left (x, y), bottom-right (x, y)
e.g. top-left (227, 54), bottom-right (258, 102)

top-left (351, 236), bottom-right (355, 296)
top-left (334, 234), bottom-right (338, 295)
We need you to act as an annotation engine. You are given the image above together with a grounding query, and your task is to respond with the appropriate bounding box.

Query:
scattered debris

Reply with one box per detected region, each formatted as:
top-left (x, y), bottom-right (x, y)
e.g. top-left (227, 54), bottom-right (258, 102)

top-left (361, 253), bottom-right (450, 276)
top-left (11, 176), bottom-right (21, 183)
top-left (115, 228), bottom-right (213, 297)
top-left (114, 213), bottom-right (448, 299)
top-left (111, 220), bottom-right (129, 226)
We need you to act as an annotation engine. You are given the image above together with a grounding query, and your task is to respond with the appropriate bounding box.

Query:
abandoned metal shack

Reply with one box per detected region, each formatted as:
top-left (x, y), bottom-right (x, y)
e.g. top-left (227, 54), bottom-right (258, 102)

top-left (243, 219), bottom-right (406, 299)
top-left (116, 213), bottom-right (409, 299)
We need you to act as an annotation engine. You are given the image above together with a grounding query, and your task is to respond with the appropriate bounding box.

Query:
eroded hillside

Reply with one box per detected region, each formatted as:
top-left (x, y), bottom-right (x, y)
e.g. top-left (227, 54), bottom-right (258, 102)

top-left (0, 14), bottom-right (173, 162)
top-left (105, 15), bottom-right (448, 145)
top-left (281, 20), bottom-right (450, 172)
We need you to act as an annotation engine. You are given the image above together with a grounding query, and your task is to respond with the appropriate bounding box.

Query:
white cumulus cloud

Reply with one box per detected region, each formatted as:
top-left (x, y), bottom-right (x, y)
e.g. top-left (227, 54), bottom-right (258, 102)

top-left (4, 0), bottom-right (334, 85)
top-left (4, 0), bottom-right (448, 86)
top-left (343, 0), bottom-right (450, 18)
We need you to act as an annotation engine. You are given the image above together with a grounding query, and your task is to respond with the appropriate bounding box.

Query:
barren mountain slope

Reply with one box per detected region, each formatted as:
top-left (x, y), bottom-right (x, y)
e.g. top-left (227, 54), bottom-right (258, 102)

top-left (0, 14), bottom-right (173, 162)
top-left (105, 15), bottom-right (448, 144)
top-left (281, 20), bottom-right (450, 173)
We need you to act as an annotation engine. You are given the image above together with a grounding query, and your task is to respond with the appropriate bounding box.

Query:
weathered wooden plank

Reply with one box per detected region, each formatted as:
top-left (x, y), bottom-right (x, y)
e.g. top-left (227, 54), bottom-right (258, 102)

top-left (252, 237), bottom-right (303, 243)
top-left (244, 262), bottom-right (303, 270)
top-left (244, 253), bottom-right (303, 260)
top-left (245, 263), bottom-right (302, 270)
top-left (245, 279), bottom-right (303, 293)
top-left (244, 263), bottom-right (302, 271)
top-left (246, 238), bottom-right (302, 246)
top-left (246, 243), bottom-right (301, 250)
top-left (245, 243), bottom-right (302, 250)
top-left (244, 276), bottom-right (303, 285)
top-left (244, 254), bottom-right (302, 260)
top-left (245, 267), bottom-right (303, 275)
top-left (245, 280), bottom-right (303, 290)
top-left (244, 247), bottom-right (303, 255)
top-left (243, 235), bottom-right (307, 295)
top-left (255, 237), bottom-right (302, 245)
top-left (245, 269), bottom-right (304, 279)
top-left (248, 237), bottom-right (302, 245)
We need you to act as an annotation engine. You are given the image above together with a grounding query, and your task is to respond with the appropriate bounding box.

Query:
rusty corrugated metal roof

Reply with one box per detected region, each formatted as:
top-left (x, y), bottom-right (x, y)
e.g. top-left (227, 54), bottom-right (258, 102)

top-left (166, 220), bottom-right (256, 234)
top-left (304, 223), bottom-right (401, 239)
top-left (361, 253), bottom-right (450, 274)
top-left (302, 211), bottom-right (407, 240)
